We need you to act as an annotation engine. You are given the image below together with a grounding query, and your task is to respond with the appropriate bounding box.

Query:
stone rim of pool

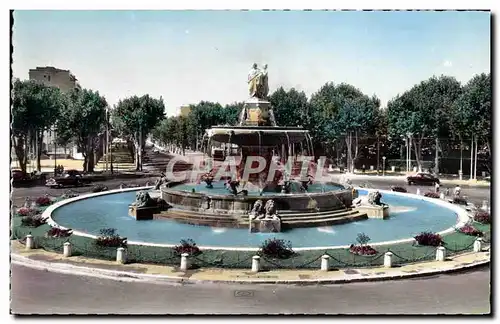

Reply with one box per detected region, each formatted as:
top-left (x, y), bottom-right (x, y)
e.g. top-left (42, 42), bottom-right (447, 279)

top-left (43, 186), bottom-right (470, 251)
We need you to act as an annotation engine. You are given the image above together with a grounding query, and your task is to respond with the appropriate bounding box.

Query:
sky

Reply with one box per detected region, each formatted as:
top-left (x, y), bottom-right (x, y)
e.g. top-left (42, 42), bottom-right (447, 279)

top-left (12, 10), bottom-right (491, 116)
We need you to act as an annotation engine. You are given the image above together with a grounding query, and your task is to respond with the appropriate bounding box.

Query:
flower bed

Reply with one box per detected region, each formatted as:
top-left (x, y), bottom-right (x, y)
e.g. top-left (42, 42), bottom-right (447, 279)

top-left (414, 232), bottom-right (444, 247)
top-left (457, 225), bottom-right (482, 237)
top-left (21, 215), bottom-right (47, 228)
top-left (16, 207), bottom-right (40, 217)
top-left (349, 244), bottom-right (378, 255)
top-left (46, 227), bottom-right (73, 238)
top-left (423, 192), bottom-right (440, 199)
top-left (391, 186), bottom-right (408, 193)
top-left (35, 196), bottom-right (53, 207)
top-left (258, 238), bottom-right (295, 259)
top-left (95, 228), bottom-right (127, 248)
top-left (474, 211), bottom-right (490, 224)
top-left (173, 239), bottom-right (201, 256)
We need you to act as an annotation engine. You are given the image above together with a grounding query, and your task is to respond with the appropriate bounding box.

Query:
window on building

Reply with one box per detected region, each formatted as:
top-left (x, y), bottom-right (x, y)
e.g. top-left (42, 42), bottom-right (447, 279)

top-left (48, 75), bottom-right (51, 81)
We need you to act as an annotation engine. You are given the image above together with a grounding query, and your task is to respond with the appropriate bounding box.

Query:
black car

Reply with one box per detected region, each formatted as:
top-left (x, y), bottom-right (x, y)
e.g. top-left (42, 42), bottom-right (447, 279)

top-left (46, 170), bottom-right (91, 188)
top-left (407, 172), bottom-right (440, 186)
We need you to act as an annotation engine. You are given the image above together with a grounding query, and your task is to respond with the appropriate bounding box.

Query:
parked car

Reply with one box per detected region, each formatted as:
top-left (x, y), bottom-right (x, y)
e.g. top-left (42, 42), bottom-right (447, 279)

top-left (11, 169), bottom-right (28, 181)
top-left (407, 172), bottom-right (440, 186)
top-left (45, 169), bottom-right (91, 188)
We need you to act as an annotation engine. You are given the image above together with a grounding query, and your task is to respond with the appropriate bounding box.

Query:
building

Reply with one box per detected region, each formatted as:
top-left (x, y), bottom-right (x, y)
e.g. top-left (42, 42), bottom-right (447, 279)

top-left (29, 66), bottom-right (82, 159)
top-left (29, 66), bottom-right (81, 93)
top-left (179, 105), bottom-right (191, 117)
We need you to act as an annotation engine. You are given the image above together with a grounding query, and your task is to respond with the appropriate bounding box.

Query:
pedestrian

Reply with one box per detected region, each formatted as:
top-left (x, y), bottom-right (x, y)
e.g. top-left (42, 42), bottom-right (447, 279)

top-left (445, 187), bottom-right (450, 196)
top-left (434, 181), bottom-right (440, 193)
top-left (453, 185), bottom-right (461, 197)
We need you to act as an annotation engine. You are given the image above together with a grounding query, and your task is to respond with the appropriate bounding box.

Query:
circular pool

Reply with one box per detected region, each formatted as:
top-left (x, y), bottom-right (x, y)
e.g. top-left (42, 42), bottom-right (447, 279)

top-left (50, 189), bottom-right (460, 249)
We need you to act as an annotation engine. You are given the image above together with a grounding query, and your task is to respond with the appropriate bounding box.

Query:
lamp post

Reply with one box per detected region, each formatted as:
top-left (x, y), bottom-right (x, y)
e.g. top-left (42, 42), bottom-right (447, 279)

top-left (52, 126), bottom-right (57, 176)
top-left (382, 156), bottom-right (386, 176)
top-left (406, 132), bottom-right (413, 173)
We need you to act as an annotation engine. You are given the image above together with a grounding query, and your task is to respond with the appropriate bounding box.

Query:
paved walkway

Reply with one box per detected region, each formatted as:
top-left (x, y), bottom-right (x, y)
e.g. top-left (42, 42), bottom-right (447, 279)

top-left (11, 241), bottom-right (490, 285)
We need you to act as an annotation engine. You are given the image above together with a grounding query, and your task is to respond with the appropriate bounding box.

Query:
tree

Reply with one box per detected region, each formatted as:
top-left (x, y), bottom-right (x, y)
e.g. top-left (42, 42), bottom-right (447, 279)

top-left (56, 88), bottom-right (107, 172)
top-left (268, 87), bottom-right (309, 127)
top-left (11, 79), bottom-right (64, 173)
top-left (112, 95), bottom-right (165, 170)
top-left (387, 75), bottom-right (462, 172)
top-left (309, 82), bottom-right (380, 172)
top-left (449, 73), bottom-right (491, 174)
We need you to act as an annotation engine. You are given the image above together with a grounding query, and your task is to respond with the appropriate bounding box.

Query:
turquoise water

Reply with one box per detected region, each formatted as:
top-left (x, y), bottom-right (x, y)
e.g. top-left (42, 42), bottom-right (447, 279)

top-left (51, 189), bottom-right (459, 248)
top-left (172, 181), bottom-right (344, 195)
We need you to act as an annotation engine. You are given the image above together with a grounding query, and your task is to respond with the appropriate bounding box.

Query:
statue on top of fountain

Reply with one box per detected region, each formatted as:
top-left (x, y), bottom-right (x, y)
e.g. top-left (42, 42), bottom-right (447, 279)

top-left (248, 63), bottom-right (269, 99)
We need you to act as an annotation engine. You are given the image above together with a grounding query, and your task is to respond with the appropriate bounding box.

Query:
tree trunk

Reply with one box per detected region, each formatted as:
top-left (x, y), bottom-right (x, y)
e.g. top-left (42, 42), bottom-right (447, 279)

top-left (470, 136), bottom-right (474, 179)
top-left (36, 130), bottom-right (44, 172)
top-left (412, 136), bottom-right (423, 171)
top-left (459, 138), bottom-right (463, 179)
top-left (434, 137), bottom-right (440, 174)
top-left (12, 135), bottom-right (27, 174)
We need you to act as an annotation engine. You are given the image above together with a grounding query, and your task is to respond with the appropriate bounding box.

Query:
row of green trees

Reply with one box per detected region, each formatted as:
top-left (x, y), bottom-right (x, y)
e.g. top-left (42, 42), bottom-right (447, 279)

top-left (12, 72), bottom-right (490, 174)
top-left (12, 79), bottom-right (165, 173)
top-left (151, 73), bottom-right (491, 173)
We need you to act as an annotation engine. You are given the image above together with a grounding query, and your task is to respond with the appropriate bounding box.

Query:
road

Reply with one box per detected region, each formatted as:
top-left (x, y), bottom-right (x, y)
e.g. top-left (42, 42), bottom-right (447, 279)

top-left (346, 178), bottom-right (490, 207)
top-left (10, 264), bottom-right (490, 315)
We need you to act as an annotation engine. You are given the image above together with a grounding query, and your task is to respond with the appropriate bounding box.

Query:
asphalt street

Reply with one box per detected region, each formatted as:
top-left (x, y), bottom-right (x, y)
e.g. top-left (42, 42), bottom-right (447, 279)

top-left (10, 264), bottom-right (490, 315)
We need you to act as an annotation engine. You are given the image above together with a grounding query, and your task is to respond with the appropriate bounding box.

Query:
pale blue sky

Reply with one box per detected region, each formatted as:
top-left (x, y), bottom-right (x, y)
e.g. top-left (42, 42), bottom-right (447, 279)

top-left (12, 10), bottom-right (490, 115)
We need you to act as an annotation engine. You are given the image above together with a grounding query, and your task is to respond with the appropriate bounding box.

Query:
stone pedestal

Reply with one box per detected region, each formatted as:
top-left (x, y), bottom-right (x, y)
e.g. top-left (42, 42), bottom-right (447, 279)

top-left (128, 205), bottom-right (161, 220)
top-left (249, 218), bottom-right (281, 233)
top-left (436, 246), bottom-right (446, 262)
top-left (321, 255), bottom-right (330, 271)
top-left (243, 99), bottom-right (275, 126)
top-left (356, 205), bottom-right (389, 219)
top-left (384, 252), bottom-right (393, 268)
top-left (474, 238), bottom-right (483, 253)
top-left (25, 234), bottom-right (34, 250)
top-left (251, 255), bottom-right (260, 273)
top-left (63, 242), bottom-right (72, 257)
top-left (116, 247), bottom-right (127, 264)
top-left (180, 253), bottom-right (190, 271)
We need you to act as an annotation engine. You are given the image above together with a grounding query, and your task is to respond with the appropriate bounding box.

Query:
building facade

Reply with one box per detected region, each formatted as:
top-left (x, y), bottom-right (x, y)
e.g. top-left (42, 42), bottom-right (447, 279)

top-left (28, 66), bottom-right (80, 93)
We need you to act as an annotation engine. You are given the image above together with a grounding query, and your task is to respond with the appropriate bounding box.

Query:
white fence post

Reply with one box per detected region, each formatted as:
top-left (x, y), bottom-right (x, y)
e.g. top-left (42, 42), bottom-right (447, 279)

top-left (25, 234), bottom-right (34, 250)
top-left (180, 253), bottom-right (190, 271)
top-left (384, 252), bottom-right (393, 268)
top-left (63, 242), bottom-right (72, 257)
top-left (116, 247), bottom-right (127, 264)
top-left (436, 246), bottom-right (446, 262)
top-left (321, 255), bottom-right (330, 271)
top-left (474, 238), bottom-right (483, 253)
top-left (251, 255), bottom-right (260, 273)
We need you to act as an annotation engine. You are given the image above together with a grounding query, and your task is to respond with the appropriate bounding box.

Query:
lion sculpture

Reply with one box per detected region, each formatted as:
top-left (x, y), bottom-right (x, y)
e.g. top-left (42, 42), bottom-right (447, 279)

top-left (264, 199), bottom-right (279, 220)
top-left (133, 191), bottom-right (156, 208)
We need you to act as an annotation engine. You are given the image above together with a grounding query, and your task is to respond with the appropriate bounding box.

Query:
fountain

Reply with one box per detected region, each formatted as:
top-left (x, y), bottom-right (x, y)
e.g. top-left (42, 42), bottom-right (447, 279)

top-left (153, 63), bottom-right (368, 231)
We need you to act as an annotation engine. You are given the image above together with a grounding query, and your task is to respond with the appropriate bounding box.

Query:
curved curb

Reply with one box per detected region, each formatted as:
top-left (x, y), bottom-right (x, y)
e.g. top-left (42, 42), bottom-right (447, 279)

top-left (42, 186), bottom-right (471, 252)
top-left (10, 252), bottom-right (489, 286)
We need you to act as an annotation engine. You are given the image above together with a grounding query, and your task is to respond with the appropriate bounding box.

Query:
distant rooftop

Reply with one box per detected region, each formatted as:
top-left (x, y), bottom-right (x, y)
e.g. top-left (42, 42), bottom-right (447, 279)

top-left (29, 66), bottom-right (78, 81)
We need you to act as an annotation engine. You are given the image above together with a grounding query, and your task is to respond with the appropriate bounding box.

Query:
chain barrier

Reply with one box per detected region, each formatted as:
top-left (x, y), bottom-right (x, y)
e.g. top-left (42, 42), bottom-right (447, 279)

top-left (261, 253), bottom-right (324, 270)
top-left (192, 254), bottom-right (254, 269)
top-left (16, 232), bottom-right (491, 270)
top-left (445, 240), bottom-right (476, 254)
top-left (325, 251), bottom-right (385, 268)
top-left (388, 248), bottom-right (437, 265)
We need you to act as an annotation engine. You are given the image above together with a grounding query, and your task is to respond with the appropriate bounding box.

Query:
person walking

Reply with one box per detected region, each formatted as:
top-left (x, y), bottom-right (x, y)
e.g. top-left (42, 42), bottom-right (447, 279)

top-left (434, 181), bottom-right (440, 193)
top-left (453, 184), bottom-right (461, 197)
